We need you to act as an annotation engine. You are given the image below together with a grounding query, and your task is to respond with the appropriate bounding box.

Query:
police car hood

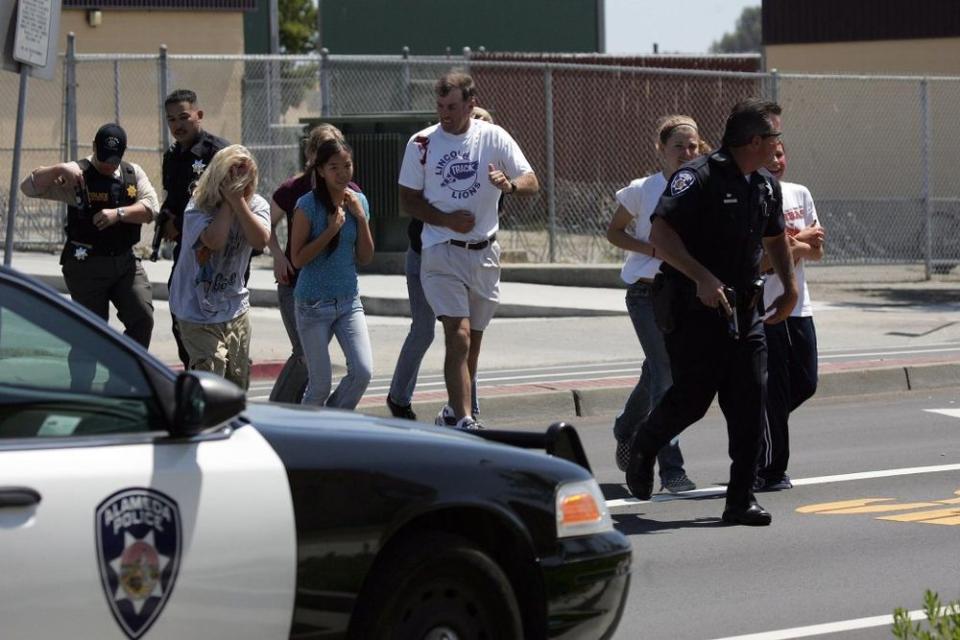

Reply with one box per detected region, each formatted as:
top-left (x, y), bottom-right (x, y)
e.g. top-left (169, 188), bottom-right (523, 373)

top-left (243, 400), bottom-right (592, 481)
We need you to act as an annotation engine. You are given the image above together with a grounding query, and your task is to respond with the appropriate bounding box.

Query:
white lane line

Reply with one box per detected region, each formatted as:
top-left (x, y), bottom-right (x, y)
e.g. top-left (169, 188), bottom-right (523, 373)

top-left (605, 463), bottom-right (960, 510)
top-left (707, 608), bottom-right (926, 640)
top-left (926, 409), bottom-right (960, 419)
top-left (819, 346), bottom-right (960, 360)
top-left (354, 369), bottom-right (643, 393)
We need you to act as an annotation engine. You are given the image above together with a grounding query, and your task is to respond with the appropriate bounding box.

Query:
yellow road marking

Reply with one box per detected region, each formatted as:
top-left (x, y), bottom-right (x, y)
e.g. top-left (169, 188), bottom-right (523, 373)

top-left (797, 489), bottom-right (960, 525)
top-left (877, 508), bottom-right (960, 522)
top-left (796, 498), bottom-right (891, 513)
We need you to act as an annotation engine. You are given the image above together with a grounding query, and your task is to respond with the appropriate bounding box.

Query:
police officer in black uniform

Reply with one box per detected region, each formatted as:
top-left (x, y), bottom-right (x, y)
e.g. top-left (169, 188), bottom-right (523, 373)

top-left (21, 123), bottom-right (160, 389)
top-left (625, 100), bottom-right (798, 526)
top-left (160, 89), bottom-right (229, 368)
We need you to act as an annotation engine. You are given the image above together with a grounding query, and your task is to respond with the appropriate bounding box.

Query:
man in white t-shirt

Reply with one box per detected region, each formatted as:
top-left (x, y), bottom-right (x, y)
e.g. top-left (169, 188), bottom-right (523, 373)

top-left (757, 141), bottom-right (825, 491)
top-left (398, 71), bottom-right (539, 430)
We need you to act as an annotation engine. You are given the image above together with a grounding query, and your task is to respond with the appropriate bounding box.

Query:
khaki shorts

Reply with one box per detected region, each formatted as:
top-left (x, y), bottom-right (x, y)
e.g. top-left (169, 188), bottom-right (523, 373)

top-left (178, 310), bottom-right (251, 390)
top-left (420, 240), bottom-right (501, 331)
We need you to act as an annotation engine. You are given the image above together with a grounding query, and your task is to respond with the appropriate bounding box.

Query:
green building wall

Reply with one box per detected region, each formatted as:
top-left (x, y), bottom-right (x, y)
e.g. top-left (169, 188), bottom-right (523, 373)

top-left (319, 0), bottom-right (600, 54)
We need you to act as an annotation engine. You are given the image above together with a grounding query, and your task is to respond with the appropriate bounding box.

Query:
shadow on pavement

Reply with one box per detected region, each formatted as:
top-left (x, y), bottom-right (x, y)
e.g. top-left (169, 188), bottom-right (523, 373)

top-left (613, 514), bottom-right (726, 534)
top-left (836, 287), bottom-right (960, 307)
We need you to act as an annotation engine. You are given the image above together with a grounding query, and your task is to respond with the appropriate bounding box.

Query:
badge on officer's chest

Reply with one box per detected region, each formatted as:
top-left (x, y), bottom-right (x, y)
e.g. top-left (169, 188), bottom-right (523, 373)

top-left (74, 246), bottom-right (89, 261)
top-left (126, 185), bottom-right (137, 199)
top-left (192, 159), bottom-right (206, 175)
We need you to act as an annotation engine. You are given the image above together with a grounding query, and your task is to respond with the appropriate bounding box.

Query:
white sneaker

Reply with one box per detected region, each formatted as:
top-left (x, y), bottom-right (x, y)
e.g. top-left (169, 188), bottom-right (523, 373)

top-left (435, 405), bottom-right (457, 427)
top-left (455, 416), bottom-right (482, 430)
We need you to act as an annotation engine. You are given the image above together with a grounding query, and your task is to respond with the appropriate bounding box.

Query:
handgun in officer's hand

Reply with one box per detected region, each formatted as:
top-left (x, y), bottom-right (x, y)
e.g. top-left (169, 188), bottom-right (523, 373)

top-left (150, 209), bottom-right (170, 262)
top-left (719, 286), bottom-right (739, 340)
top-left (74, 183), bottom-right (91, 211)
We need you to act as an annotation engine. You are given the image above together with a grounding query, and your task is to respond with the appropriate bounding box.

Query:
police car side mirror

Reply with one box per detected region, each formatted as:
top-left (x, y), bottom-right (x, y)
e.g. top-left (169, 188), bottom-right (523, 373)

top-left (172, 371), bottom-right (246, 436)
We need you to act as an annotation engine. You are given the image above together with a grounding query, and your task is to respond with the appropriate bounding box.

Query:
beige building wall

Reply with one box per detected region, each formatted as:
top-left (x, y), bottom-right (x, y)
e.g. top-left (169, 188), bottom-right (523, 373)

top-left (59, 10), bottom-right (245, 55)
top-left (0, 10), bottom-right (247, 248)
top-left (1, 9), bottom-right (246, 165)
top-left (765, 37), bottom-right (960, 76)
top-left (765, 38), bottom-right (960, 202)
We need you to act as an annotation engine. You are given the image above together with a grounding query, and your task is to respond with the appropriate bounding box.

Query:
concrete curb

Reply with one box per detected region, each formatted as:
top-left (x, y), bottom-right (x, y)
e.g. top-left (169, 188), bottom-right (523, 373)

top-left (336, 361), bottom-right (960, 422)
top-left (33, 272), bottom-right (625, 318)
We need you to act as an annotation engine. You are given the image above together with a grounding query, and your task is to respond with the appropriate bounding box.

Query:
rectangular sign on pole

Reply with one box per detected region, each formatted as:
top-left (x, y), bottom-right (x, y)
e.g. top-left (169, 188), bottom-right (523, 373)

top-left (14, 0), bottom-right (54, 68)
top-left (2, 0), bottom-right (61, 81)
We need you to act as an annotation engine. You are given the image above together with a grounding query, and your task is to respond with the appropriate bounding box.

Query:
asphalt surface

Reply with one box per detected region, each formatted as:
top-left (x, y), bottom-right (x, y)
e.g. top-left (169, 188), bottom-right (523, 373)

top-left (6, 249), bottom-right (960, 419)
top-left (490, 388), bottom-right (960, 640)
top-left (5, 250), bottom-right (960, 638)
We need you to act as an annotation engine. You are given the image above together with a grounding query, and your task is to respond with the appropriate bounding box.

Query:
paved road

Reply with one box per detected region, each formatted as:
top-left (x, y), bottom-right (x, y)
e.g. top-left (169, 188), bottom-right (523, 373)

top-left (246, 342), bottom-right (960, 403)
top-left (488, 388), bottom-right (960, 640)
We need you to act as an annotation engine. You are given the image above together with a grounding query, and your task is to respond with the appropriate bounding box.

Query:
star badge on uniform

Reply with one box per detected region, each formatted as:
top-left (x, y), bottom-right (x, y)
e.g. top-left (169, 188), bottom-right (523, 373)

top-left (192, 159), bottom-right (206, 175)
top-left (74, 246), bottom-right (88, 261)
top-left (126, 185), bottom-right (137, 199)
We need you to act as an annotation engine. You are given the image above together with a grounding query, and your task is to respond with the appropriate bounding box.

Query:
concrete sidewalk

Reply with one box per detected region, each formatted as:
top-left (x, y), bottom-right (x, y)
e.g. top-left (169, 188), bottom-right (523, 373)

top-left (5, 249), bottom-right (960, 421)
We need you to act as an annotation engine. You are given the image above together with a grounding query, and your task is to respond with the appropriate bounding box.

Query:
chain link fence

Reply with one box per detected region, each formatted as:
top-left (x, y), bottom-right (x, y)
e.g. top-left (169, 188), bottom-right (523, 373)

top-left (2, 49), bottom-right (959, 276)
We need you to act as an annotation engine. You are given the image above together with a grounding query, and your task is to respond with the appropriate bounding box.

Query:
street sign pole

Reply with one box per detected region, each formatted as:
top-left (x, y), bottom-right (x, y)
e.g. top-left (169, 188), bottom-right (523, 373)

top-left (3, 67), bottom-right (28, 267)
top-left (2, 0), bottom-right (61, 267)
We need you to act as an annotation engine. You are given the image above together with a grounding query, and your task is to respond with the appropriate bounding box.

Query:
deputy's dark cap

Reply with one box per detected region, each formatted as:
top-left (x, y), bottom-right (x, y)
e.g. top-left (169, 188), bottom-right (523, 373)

top-left (94, 123), bottom-right (127, 164)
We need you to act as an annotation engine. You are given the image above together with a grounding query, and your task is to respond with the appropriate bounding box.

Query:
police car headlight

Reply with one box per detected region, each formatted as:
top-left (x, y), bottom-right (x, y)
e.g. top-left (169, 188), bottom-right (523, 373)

top-left (555, 479), bottom-right (613, 538)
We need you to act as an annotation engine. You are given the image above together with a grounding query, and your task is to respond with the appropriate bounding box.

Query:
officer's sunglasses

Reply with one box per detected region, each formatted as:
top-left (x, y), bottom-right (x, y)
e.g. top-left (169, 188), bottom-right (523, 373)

top-left (761, 130), bottom-right (782, 139)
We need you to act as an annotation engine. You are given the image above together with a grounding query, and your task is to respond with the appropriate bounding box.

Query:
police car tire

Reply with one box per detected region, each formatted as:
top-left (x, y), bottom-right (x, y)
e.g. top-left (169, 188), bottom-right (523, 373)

top-left (349, 531), bottom-right (523, 640)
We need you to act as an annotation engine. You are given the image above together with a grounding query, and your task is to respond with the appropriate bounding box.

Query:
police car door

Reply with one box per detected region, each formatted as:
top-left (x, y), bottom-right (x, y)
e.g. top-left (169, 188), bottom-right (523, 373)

top-left (0, 275), bottom-right (296, 640)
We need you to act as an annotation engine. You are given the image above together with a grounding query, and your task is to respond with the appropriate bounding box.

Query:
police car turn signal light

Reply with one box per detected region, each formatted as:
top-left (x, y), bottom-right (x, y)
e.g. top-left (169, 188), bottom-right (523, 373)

top-left (555, 479), bottom-right (614, 538)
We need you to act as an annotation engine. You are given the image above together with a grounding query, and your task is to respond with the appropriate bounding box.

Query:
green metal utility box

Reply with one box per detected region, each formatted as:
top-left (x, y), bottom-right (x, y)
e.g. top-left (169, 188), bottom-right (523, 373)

top-left (301, 113), bottom-right (435, 252)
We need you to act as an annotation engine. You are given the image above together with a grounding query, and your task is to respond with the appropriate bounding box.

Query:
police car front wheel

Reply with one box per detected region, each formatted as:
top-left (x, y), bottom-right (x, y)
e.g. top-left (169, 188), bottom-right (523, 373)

top-left (349, 531), bottom-right (523, 640)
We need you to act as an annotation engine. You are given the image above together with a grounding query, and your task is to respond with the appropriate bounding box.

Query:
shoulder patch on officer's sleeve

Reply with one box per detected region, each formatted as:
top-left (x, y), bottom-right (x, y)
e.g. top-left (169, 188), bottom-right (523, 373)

top-left (669, 169), bottom-right (697, 196)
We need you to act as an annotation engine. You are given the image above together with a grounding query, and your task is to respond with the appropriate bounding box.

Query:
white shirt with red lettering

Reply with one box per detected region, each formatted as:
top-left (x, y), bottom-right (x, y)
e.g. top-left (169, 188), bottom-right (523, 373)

top-left (763, 181), bottom-right (819, 317)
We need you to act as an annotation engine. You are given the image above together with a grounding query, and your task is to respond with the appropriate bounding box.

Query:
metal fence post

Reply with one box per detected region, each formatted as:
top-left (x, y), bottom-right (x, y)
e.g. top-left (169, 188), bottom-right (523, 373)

top-left (402, 46), bottom-right (411, 110)
top-left (769, 68), bottom-right (780, 104)
top-left (920, 77), bottom-right (932, 280)
top-left (113, 59), bottom-right (121, 124)
top-left (320, 48), bottom-right (331, 116)
top-left (544, 65), bottom-right (557, 262)
top-left (158, 45), bottom-right (169, 152)
top-left (66, 33), bottom-right (78, 162)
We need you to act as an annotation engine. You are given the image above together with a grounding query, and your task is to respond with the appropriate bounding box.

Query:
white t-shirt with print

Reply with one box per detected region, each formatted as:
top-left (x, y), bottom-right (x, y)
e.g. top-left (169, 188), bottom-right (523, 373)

top-left (615, 172), bottom-right (666, 284)
top-left (169, 193), bottom-right (271, 324)
top-left (398, 119), bottom-right (532, 249)
top-left (763, 181), bottom-right (819, 317)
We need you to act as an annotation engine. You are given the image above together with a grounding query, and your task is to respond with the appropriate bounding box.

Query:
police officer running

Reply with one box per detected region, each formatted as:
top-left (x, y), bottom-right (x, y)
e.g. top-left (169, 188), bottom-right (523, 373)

top-left (625, 100), bottom-right (798, 526)
top-left (20, 123), bottom-right (160, 389)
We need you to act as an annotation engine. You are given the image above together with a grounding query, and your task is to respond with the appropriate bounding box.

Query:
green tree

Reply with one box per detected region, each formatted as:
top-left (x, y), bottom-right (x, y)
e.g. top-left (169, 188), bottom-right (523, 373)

top-left (709, 6), bottom-right (762, 53)
top-left (279, 0), bottom-right (318, 54)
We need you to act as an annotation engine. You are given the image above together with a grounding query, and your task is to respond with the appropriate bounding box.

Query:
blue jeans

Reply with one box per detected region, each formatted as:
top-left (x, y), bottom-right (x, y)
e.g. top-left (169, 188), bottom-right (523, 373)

top-left (613, 280), bottom-right (687, 481)
top-left (269, 282), bottom-right (308, 403)
top-left (389, 249), bottom-right (479, 414)
top-left (296, 293), bottom-right (373, 409)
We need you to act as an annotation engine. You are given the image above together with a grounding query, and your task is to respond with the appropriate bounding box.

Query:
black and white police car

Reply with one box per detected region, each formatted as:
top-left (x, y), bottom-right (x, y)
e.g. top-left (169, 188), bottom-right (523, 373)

top-left (0, 266), bottom-right (630, 640)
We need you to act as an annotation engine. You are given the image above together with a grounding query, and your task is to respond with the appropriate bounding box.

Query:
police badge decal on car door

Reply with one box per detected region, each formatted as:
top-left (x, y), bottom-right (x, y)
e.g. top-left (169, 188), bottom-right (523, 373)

top-left (95, 488), bottom-right (183, 640)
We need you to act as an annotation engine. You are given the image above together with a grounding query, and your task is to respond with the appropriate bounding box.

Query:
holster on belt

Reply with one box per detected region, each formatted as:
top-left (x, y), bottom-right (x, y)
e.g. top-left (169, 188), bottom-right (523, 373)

top-left (652, 273), bottom-right (678, 334)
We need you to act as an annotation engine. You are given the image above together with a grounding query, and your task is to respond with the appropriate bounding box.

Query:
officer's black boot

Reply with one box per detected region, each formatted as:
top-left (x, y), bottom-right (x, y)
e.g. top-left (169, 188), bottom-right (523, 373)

top-left (721, 498), bottom-right (772, 526)
top-left (626, 445), bottom-right (655, 500)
